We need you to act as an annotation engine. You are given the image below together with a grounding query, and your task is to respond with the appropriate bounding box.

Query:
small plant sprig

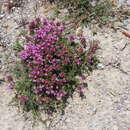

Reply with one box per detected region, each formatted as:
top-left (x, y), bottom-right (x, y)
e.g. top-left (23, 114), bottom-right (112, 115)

top-left (11, 18), bottom-right (98, 116)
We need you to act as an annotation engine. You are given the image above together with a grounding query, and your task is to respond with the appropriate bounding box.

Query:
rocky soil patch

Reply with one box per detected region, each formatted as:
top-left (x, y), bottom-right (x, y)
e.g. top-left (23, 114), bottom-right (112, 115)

top-left (0, 0), bottom-right (130, 130)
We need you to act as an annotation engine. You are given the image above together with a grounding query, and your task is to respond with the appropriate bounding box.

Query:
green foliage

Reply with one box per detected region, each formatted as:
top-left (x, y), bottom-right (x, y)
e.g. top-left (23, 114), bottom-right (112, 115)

top-left (53, 0), bottom-right (113, 25)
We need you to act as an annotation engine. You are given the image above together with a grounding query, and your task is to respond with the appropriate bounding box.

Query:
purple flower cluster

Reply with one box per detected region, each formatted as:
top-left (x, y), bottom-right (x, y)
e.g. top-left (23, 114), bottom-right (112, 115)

top-left (17, 18), bottom-right (86, 105)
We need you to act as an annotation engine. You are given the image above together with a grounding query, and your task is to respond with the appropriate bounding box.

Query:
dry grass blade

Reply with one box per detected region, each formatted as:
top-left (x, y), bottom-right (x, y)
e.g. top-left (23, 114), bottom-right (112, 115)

top-left (87, 40), bottom-right (99, 58)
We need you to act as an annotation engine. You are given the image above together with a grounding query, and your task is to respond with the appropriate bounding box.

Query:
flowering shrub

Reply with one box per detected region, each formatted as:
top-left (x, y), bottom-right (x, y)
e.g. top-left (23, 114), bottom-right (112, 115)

top-left (12, 18), bottom-right (98, 114)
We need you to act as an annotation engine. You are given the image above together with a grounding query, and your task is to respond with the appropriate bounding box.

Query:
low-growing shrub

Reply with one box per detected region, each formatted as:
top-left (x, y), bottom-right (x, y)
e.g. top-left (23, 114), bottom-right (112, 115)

top-left (47, 0), bottom-right (113, 25)
top-left (10, 18), bottom-right (98, 116)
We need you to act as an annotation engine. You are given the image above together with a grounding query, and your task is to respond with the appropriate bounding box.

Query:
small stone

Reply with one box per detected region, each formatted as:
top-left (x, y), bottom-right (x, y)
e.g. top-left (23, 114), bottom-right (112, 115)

top-left (127, 0), bottom-right (130, 5)
top-left (7, 16), bottom-right (11, 19)
top-left (113, 22), bottom-right (123, 29)
top-left (127, 86), bottom-right (130, 91)
top-left (113, 125), bottom-right (119, 130)
top-left (127, 107), bottom-right (130, 111)
top-left (123, 19), bottom-right (130, 26)
top-left (7, 128), bottom-right (12, 130)
top-left (91, 1), bottom-right (97, 6)
top-left (61, 9), bottom-right (68, 14)
top-left (0, 13), bottom-right (5, 19)
top-left (76, 27), bottom-right (83, 36)
top-left (97, 63), bottom-right (105, 69)
top-left (127, 37), bottom-right (130, 40)
top-left (119, 0), bottom-right (126, 5)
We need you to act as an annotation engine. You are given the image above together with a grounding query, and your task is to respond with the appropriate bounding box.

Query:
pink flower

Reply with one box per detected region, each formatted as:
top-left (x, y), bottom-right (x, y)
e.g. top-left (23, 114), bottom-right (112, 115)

top-left (76, 85), bottom-right (84, 93)
top-left (4, 75), bottom-right (13, 82)
top-left (80, 37), bottom-right (86, 44)
top-left (74, 58), bottom-right (81, 65)
top-left (68, 34), bottom-right (76, 42)
top-left (80, 35), bottom-right (87, 48)
top-left (56, 91), bottom-right (65, 100)
top-left (80, 75), bottom-right (86, 80)
top-left (37, 97), bottom-right (51, 103)
top-left (6, 81), bottom-right (14, 90)
top-left (59, 72), bottom-right (65, 77)
top-left (17, 95), bottom-right (29, 102)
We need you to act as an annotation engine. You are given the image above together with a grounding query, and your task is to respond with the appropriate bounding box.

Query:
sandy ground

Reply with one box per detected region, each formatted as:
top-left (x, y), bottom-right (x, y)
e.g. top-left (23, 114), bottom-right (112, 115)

top-left (0, 0), bottom-right (130, 130)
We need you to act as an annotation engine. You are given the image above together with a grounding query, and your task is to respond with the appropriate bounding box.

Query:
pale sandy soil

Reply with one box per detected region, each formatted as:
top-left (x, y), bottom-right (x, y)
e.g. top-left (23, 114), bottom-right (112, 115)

top-left (0, 0), bottom-right (130, 130)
